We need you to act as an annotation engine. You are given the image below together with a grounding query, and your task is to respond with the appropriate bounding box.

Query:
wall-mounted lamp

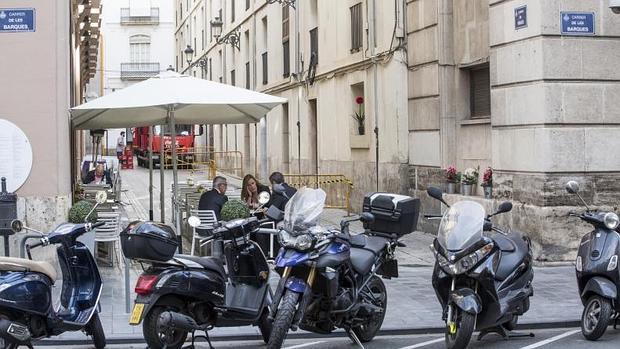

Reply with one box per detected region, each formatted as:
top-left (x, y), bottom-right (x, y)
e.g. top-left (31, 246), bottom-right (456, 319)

top-left (210, 17), bottom-right (240, 50)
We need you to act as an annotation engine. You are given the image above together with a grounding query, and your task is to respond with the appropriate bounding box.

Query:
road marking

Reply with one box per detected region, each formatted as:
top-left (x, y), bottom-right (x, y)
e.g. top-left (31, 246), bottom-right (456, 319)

top-left (284, 341), bottom-right (326, 349)
top-left (519, 329), bottom-right (580, 349)
top-left (398, 337), bottom-right (444, 349)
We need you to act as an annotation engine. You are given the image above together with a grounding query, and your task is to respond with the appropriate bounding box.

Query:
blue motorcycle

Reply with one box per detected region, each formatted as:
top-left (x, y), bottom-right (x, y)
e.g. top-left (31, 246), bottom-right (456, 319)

top-left (0, 196), bottom-right (107, 349)
top-left (266, 188), bottom-right (417, 349)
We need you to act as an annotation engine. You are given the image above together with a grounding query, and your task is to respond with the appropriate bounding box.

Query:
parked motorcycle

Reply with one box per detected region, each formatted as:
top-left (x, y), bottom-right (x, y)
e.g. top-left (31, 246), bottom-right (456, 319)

top-left (565, 180), bottom-right (620, 340)
top-left (123, 194), bottom-right (274, 349)
top-left (425, 187), bottom-right (534, 349)
top-left (266, 188), bottom-right (419, 349)
top-left (0, 192), bottom-right (108, 349)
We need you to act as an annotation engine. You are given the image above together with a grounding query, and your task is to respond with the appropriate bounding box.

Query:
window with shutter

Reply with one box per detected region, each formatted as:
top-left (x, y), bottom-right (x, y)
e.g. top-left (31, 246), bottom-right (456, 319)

top-left (470, 67), bottom-right (491, 118)
top-left (310, 27), bottom-right (318, 64)
top-left (350, 3), bottom-right (362, 52)
top-left (262, 52), bottom-right (268, 85)
top-left (282, 5), bottom-right (289, 40)
top-left (231, 70), bottom-right (236, 86)
top-left (283, 40), bottom-right (290, 77)
top-left (246, 0), bottom-right (250, 10)
top-left (246, 62), bottom-right (250, 89)
top-left (231, 0), bottom-right (235, 23)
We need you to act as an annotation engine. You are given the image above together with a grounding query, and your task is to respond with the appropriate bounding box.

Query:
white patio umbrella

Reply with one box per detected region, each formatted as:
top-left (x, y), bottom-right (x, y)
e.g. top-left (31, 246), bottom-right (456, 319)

top-left (71, 70), bottom-right (286, 240)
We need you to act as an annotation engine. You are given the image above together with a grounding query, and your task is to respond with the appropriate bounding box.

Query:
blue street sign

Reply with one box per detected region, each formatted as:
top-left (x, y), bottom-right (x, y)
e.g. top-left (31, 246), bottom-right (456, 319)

top-left (0, 8), bottom-right (36, 33)
top-left (515, 6), bottom-right (527, 30)
top-left (561, 12), bottom-right (595, 35)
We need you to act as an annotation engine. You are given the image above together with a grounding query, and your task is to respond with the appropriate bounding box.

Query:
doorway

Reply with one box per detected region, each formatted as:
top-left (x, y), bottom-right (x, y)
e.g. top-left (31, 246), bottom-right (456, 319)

top-left (308, 99), bottom-right (318, 175)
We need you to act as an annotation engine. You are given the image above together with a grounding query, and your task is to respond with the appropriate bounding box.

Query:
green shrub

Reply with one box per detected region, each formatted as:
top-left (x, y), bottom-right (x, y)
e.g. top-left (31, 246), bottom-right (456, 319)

top-left (68, 200), bottom-right (98, 223)
top-left (220, 199), bottom-right (250, 221)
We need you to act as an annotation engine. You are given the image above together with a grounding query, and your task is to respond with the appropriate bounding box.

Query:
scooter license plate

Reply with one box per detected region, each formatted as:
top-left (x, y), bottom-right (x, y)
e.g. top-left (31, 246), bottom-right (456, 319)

top-left (129, 303), bottom-right (145, 325)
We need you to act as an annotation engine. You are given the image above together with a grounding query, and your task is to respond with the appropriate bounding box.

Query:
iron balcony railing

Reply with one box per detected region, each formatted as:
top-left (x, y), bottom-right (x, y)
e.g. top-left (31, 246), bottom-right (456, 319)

top-left (120, 8), bottom-right (159, 25)
top-left (120, 63), bottom-right (160, 80)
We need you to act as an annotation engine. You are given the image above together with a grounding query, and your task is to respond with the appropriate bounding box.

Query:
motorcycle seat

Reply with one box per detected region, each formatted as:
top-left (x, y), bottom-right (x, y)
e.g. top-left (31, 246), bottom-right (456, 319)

top-left (493, 234), bottom-right (528, 281)
top-left (350, 234), bottom-right (389, 255)
top-left (0, 256), bottom-right (57, 283)
top-left (174, 255), bottom-right (226, 278)
top-left (350, 248), bottom-right (376, 275)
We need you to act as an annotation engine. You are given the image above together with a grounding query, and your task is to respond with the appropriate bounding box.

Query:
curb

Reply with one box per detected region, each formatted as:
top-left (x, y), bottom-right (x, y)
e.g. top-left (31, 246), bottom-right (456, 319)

top-left (37, 320), bottom-right (582, 346)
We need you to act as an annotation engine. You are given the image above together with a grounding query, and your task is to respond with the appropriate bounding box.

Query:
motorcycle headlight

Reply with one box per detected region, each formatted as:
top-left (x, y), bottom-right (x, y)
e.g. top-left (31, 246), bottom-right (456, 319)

top-left (604, 212), bottom-right (619, 230)
top-left (576, 255), bottom-right (583, 272)
top-left (607, 255), bottom-right (618, 271)
top-left (278, 231), bottom-right (314, 251)
top-left (438, 243), bottom-right (494, 275)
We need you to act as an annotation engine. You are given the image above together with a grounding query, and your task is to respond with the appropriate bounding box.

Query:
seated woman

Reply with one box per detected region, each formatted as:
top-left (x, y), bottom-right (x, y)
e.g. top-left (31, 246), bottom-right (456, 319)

top-left (241, 174), bottom-right (270, 209)
top-left (84, 164), bottom-right (112, 186)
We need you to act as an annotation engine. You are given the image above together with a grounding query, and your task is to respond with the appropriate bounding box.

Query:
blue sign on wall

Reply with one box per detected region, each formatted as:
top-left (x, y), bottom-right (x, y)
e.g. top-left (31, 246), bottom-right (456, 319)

top-left (515, 6), bottom-right (527, 30)
top-left (561, 12), bottom-right (595, 35)
top-left (0, 8), bottom-right (36, 33)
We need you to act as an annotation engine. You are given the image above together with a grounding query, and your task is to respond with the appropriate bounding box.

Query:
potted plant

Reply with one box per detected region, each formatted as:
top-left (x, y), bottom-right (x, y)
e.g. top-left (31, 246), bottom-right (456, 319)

top-left (461, 167), bottom-right (479, 196)
top-left (445, 165), bottom-right (458, 194)
top-left (221, 199), bottom-right (251, 221)
top-left (352, 96), bottom-right (365, 135)
top-left (481, 167), bottom-right (493, 198)
top-left (68, 200), bottom-right (98, 223)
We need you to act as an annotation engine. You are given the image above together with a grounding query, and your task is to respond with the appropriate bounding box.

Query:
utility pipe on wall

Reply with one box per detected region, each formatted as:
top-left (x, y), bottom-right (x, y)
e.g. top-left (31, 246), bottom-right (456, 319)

top-left (369, 0), bottom-right (380, 192)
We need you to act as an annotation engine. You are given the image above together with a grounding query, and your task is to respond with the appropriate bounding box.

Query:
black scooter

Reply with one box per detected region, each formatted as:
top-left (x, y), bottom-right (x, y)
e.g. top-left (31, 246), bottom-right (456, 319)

top-left (426, 187), bottom-right (534, 349)
top-left (126, 215), bottom-right (274, 349)
top-left (566, 181), bottom-right (620, 340)
top-left (0, 192), bottom-right (108, 349)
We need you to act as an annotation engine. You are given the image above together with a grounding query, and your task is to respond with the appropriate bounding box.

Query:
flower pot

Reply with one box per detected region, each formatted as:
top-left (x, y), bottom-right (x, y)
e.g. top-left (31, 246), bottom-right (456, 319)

top-left (358, 125), bottom-right (365, 135)
top-left (462, 184), bottom-right (474, 196)
top-left (446, 182), bottom-right (456, 194)
top-left (483, 185), bottom-right (492, 199)
top-left (456, 183), bottom-right (461, 194)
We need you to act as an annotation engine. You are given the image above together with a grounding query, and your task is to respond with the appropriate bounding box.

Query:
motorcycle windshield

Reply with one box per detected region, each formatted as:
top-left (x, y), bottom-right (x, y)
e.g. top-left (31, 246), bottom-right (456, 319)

top-left (437, 201), bottom-right (485, 252)
top-left (283, 187), bottom-right (327, 234)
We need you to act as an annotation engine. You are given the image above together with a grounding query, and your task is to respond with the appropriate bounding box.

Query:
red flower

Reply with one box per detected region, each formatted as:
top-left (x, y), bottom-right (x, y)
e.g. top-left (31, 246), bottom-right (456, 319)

top-left (355, 96), bottom-right (364, 105)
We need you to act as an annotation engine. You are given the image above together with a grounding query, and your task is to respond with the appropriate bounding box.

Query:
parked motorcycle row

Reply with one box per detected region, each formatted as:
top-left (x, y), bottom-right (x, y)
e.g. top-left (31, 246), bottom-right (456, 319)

top-left (0, 181), bottom-right (619, 349)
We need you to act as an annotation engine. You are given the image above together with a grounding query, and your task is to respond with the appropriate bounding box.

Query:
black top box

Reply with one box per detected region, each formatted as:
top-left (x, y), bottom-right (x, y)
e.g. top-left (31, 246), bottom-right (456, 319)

top-left (362, 193), bottom-right (420, 237)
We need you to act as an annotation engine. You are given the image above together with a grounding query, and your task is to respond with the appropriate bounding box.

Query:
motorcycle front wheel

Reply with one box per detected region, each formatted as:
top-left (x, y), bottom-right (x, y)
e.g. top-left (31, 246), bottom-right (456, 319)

top-left (350, 276), bottom-right (387, 342)
top-left (581, 295), bottom-right (612, 341)
top-left (85, 312), bottom-right (106, 349)
top-left (445, 306), bottom-right (475, 349)
top-left (267, 290), bottom-right (300, 349)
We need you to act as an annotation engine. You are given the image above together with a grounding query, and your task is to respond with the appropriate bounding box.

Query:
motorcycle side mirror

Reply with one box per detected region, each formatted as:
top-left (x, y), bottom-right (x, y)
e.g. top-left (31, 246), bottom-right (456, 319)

top-left (565, 181), bottom-right (580, 194)
top-left (258, 191), bottom-right (271, 205)
top-left (497, 201), bottom-right (513, 214)
top-left (95, 190), bottom-right (108, 204)
top-left (427, 186), bottom-right (449, 207)
top-left (359, 212), bottom-right (375, 224)
top-left (188, 216), bottom-right (201, 228)
top-left (10, 219), bottom-right (23, 233)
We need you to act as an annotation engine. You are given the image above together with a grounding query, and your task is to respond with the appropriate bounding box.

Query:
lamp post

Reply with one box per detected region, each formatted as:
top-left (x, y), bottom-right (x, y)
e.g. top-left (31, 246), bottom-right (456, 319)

top-left (184, 45), bottom-right (194, 66)
top-left (183, 46), bottom-right (209, 77)
top-left (267, 0), bottom-right (296, 9)
top-left (210, 16), bottom-right (241, 50)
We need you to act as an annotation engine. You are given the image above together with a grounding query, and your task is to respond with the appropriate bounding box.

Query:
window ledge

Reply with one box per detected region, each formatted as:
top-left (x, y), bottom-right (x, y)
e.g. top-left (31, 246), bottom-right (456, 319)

top-left (350, 133), bottom-right (371, 149)
top-left (460, 118), bottom-right (491, 126)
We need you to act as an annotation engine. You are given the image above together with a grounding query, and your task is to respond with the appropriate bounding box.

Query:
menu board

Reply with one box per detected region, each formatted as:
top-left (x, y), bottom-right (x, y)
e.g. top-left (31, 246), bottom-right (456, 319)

top-left (0, 119), bottom-right (33, 192)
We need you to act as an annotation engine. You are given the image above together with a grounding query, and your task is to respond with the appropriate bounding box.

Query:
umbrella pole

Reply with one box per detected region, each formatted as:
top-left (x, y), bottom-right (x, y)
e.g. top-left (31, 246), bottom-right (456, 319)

top-left (149, 125), bottom-right (154, 221)
top-left (160, 124), bottom-right (165, 223)
top-left (169, 106), bottom-right (183, 253)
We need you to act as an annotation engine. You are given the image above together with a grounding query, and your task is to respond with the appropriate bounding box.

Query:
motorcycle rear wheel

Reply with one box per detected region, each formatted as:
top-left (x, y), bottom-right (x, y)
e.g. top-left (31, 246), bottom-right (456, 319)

top-left (267, 291), bottom-right (300, 349)
top-left (144, 306), bottom-right (188, 349)
top-left (445, 307), bottom-right (475, 349)
top-left (581, 295), bottom-right (612, 341)
top-left (350, 276), bottom-right (387, 343)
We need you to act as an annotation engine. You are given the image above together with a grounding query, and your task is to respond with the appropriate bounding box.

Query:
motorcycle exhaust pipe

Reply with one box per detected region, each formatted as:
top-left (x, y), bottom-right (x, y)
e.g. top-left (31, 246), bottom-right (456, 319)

top-left (0, 318), bottom-right (31, 344)
top-left (158, 311), bottom-right (205, 332)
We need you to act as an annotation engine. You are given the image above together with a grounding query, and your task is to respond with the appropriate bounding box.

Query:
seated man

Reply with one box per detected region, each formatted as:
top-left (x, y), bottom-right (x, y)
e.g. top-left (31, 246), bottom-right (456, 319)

top-left (267, 171), bottom-right (297, 212)
top-left (198, 176), bottom-right (228, 220)
top-left (84, 164), bottom-right (112, 186)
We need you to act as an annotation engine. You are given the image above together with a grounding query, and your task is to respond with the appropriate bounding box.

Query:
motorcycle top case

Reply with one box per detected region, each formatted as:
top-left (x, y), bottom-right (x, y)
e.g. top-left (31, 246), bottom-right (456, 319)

top-left (362, 193), bottom-right (420, 237)
top-left (120, 221), bottom-right (178, 261)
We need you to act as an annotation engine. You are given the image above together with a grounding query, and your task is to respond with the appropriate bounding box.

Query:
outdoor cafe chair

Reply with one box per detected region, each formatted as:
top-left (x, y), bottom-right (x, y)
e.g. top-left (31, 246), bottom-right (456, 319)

top-left (94, 211), bottom-right (122, 267)
top-left (190, 209), bottom-right (218, 256)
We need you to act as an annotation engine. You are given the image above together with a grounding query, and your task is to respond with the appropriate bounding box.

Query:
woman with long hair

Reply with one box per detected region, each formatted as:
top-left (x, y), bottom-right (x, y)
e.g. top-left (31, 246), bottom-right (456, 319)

top-left (241, 174), bottom-right (270, 209)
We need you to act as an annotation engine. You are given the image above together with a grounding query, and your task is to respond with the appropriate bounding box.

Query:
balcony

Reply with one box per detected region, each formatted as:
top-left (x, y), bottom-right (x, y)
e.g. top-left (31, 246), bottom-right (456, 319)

top-left (120, 8), bottom-right (159, 25)
top-left (121, 63), bottom-right (160, 80)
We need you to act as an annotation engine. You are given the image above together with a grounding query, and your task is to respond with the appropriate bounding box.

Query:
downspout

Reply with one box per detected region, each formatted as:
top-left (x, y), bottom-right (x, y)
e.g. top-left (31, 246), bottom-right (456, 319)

top-left (296, 1), bottom-right (301, 174)
top-left (369, 0), bottom-right (380, 191)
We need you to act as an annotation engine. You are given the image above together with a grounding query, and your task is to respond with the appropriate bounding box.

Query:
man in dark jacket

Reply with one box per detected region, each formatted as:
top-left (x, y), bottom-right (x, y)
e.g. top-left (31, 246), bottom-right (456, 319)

top-left (267, 171), bottom-right (297, 211)
top-left (84, 164), bottom-right (112, 186)
top-left (198, 176), bottom-right (228, 220)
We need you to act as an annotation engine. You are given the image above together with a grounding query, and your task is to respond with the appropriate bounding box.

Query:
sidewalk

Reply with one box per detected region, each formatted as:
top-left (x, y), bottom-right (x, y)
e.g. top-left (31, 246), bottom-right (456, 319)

top-left (42, 168), bottom-right (582, 344)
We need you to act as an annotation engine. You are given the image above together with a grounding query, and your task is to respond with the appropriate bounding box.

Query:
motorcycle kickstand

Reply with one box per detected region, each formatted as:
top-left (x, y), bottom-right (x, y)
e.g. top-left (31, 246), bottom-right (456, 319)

top-left (182, 329), bottom-right (215, 349)
top-left (346, 329), bottom-right (366, 349)
top-left (477, 326), bottom-right (534, 341)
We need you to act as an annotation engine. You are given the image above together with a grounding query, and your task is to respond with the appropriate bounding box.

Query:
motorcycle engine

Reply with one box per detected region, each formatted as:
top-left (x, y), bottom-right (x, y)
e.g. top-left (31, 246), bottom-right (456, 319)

top-left (333, 288), bottom-right (355, 311)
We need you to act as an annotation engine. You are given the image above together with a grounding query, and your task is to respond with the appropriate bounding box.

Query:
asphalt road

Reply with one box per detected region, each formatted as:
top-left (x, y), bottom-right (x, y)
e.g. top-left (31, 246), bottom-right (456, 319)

top-left (35, 327), bottom-right (620, 349)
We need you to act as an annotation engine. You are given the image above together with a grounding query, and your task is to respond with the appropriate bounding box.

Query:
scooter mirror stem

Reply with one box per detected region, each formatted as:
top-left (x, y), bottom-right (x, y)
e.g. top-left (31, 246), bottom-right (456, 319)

top-left (84, 202), bottom-right (100, 223)
top-left (574, 192), bottom-right (591, 212)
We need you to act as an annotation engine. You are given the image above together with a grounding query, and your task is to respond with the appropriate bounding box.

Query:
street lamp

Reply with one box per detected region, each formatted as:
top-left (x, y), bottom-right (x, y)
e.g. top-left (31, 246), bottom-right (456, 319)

top-left (184, 45), bottom-right (194, 66)
top-left (210, 16), bottom-right (240, 50)
top-left (183, 45), bottom-right (209, 77)
top-left (267, 0), bottom-right (296, 9)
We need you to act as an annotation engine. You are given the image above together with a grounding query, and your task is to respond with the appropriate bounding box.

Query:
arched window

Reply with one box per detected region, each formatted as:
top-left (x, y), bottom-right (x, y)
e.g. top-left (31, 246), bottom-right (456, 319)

top-left (129, 34), bottom-right (150, 63)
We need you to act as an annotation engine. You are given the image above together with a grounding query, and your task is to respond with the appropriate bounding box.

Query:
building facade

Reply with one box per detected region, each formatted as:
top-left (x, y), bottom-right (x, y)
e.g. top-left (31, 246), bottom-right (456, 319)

top-left (176, 0), bottom-right (410, 207)
top-left (407, 0), bottom-right (620, 260)
top-left (0, 0), bottom-right (101, 256)
top-left (85, 0), bottom-right (175, 153)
